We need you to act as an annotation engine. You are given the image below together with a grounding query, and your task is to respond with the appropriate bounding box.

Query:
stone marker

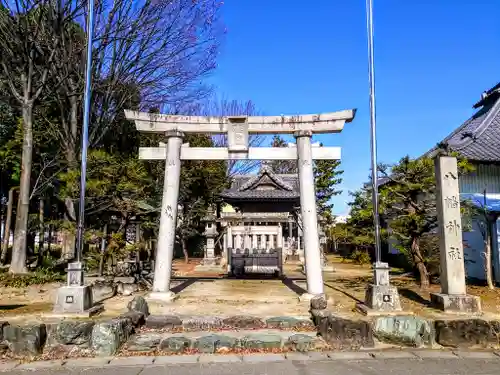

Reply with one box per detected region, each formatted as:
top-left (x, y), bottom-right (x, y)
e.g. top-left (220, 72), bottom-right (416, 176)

top-left (125, 110), bottom-right (356, 300)
top-left (53, 261), bottom-right (102, 316)
top-left (430, 156), bottom-right (481, 313)
top-left (356, 261), bottom-right (403, 315)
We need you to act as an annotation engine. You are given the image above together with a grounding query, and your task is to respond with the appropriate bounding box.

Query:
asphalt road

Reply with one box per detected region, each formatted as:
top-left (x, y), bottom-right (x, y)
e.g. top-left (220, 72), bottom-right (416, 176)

top-left (4, 358), bottom-right (500, 375)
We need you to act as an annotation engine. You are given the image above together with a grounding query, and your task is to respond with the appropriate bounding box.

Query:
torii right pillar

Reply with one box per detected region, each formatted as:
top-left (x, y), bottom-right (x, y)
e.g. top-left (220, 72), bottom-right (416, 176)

top-left (295, 130), bottom-right (324, 298)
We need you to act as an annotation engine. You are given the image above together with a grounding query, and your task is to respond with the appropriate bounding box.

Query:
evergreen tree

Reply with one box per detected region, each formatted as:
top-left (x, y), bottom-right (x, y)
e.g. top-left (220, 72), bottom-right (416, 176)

top-left (380, 154), bottom-right (473, 288)
top-left (313, 143), bottom-right (343, 222)
top-left (268, 135), bottom-right (297, 174)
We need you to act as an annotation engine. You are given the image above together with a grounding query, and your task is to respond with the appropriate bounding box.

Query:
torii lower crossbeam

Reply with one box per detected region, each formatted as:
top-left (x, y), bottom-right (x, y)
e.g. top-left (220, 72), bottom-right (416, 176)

top-left (139, 146), bottom-right (341, 161)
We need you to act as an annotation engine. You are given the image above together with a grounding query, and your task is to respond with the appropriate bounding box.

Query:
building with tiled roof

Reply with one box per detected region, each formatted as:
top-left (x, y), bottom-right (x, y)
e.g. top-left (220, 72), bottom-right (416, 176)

top-left (383, 82), bottom-right (500, 282)
top-left (426, 82), bottom-right (500, 162)
top-left (220, 163), bottom-right (300, 207)
top-left (219, 162), bottom-right (309, 264)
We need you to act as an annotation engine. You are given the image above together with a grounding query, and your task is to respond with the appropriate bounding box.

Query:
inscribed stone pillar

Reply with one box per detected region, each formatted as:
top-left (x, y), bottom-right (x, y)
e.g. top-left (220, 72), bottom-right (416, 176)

top-left (430, 156), bottom-right (481, 312)
top-left (235, 234), bottom-right (242, 249)
top-left (294, 130), bottom-right (324, 296)
top-left (150, 130), bottom-right (184, 301)
top-left (436, 156), bottom-right (465, 295)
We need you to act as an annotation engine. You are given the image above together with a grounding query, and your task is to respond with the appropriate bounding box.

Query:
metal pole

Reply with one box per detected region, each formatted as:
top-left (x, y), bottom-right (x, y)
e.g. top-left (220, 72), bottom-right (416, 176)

top-left (366, 0), bottom-right (382, 263)
top-left (75, 0), bottom-right (95, 263)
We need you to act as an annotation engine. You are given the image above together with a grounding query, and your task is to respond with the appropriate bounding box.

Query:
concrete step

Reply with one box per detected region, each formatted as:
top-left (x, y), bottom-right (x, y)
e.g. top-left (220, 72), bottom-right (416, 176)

top-left (143, 314), bottom-right (315, 332)
top-left (123, 329), bottom-right (326, 354)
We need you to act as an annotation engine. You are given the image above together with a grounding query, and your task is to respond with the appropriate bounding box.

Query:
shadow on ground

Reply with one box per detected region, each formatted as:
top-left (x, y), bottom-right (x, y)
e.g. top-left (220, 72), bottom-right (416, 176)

top-left (398, 288), bottom-right (431, 306)
top-left (324, 282), bottom-right (364, 304)
top-left (281, 277), bottom-right (307, 296)
top-left (0, 304), bottom-right (26, 311)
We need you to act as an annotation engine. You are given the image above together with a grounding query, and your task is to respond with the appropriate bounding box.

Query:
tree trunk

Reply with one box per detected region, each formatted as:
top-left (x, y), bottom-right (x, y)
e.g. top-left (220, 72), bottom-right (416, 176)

top-left (0, 187), bottom-right (16, 264)
top-left (181, 237), bottom-right (189, 263)
top-left (484, 228), bottom-right (494, 289)
top-left (47, 224), bottom-right (52, 253)
top-left (10, 105), bottom-right (33, 274)
top-left (37, 199), bottom-right (45, 265)
top-left (411, 237), bottom-right (429, 289)
top-left (98, 224), bottom-right (107, 277)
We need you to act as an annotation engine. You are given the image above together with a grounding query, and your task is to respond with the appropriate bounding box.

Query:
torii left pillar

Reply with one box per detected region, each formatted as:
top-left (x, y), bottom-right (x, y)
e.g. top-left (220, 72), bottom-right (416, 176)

top-left (150, 130), bottom-right (184, 301)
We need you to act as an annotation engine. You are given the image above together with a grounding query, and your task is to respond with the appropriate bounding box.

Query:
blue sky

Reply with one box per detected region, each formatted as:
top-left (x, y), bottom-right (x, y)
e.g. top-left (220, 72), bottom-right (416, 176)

top-left (209, 0), bottom-right (500, 215)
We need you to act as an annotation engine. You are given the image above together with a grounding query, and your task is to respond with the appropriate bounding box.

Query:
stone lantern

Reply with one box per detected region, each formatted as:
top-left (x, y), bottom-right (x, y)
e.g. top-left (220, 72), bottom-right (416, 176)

top-left (202, 206), bottom-right (218, 266)
top-left (318, 217), bottom-right (334, 271)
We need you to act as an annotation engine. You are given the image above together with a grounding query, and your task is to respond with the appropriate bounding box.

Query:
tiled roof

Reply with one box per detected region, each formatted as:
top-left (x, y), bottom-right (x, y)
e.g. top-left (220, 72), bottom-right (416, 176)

top-left (220, 163), bottom-right (300, 201)
top-left (426, 82), bottom-right (500, 162)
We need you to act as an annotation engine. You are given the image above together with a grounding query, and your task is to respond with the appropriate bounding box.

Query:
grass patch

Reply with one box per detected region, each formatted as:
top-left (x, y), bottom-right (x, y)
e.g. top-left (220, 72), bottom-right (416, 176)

top-left (0, 269), bottom-right (64, 288)
top-left (0, 257), bottom-right (65, 287)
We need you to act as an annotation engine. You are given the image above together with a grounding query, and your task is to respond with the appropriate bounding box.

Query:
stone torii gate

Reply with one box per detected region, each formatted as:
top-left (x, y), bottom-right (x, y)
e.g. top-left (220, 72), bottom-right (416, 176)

top-left (125, 109), bottom-right (356, 302)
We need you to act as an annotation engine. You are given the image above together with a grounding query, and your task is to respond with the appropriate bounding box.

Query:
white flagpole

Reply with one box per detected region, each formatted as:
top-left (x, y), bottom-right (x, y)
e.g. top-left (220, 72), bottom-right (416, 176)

top-left (75, 0), bottom-right (95, 262)
top-left (366, 0), bottom-right (382, 264)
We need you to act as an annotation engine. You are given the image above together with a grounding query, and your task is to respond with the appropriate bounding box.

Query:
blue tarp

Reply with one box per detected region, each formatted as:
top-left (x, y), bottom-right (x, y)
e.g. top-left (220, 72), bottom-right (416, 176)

top-left (461, 193), bottom-right (500, 213)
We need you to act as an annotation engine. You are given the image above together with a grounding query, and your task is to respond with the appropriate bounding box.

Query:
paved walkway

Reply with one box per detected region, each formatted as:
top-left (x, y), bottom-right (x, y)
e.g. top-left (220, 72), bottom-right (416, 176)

top-left (2, 350), bottom-right (500, 374)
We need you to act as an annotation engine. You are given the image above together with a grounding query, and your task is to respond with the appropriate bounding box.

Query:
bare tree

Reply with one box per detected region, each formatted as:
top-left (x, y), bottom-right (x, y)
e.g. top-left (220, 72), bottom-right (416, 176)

top-left (0, 0), bottom-right (83, 273)
top-left (44, 0), bottom-right (224, 260)
top-left (90, 0), bottom-right (224, 147)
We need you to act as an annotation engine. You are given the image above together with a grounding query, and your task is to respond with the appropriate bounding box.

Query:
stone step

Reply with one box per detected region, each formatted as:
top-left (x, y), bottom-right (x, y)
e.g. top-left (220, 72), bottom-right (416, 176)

top-left (123, 329), bottom-right (326, 354)
top-left (143, 314), bottom-right (315, 332)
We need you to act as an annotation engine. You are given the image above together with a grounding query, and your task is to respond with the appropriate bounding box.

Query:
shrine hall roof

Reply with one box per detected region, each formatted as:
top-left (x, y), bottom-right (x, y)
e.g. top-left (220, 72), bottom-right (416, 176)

top-left (220, 163), bottom-right (300, 201)
top-left (425, 82), bottom-right (500, 162)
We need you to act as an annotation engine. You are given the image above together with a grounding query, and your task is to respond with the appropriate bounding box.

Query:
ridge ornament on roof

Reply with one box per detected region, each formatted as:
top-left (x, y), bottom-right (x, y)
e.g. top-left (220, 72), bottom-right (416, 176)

top-left (238, 163), bottom-right (294, 192)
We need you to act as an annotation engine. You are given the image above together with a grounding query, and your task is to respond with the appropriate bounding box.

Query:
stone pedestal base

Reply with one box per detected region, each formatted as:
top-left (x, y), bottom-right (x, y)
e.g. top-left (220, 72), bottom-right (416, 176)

top-left (299, 292), bottom-right (333, 305)
top-left (201, 257), bottom-right (217, 266)
top-left (356, 284), bottom-right (404, 316)
top-left (322, 265), bottom-right (335, 272)
top-left (148, 291), bottom-right (178, 303)
top-left (299, 292), bottom-right (315, 302)
top-left (53, 285), bottom-right (101, 316)
top-left (301, 264), bottom-right (337, 273)
top-left (430, 293), bottom-right (482, 313)
top-left (194, 263), bottom-right (221, 272)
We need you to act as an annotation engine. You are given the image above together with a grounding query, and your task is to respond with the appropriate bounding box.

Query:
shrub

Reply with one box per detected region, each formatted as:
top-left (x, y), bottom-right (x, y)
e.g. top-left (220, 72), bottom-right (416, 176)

top-left (351, 249), bottom-right (371, 265)
top-left (0, 268), bottom-right (64, 288)
top-left (0, 254), bottom-right (65, 287)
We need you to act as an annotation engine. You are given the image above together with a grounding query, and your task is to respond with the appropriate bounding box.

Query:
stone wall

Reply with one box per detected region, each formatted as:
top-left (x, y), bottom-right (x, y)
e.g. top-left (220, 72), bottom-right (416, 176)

top-left (2, 299), bottom-right (500, 360)
top-left (0, 297), bottom-right (321, 359)
top-left (312, 309), bottom-right (500, 349)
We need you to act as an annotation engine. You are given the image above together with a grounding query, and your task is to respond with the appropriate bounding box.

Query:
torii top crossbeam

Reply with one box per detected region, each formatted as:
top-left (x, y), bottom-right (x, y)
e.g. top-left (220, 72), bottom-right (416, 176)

top-left (124, 109), bottom-right (356, 134)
